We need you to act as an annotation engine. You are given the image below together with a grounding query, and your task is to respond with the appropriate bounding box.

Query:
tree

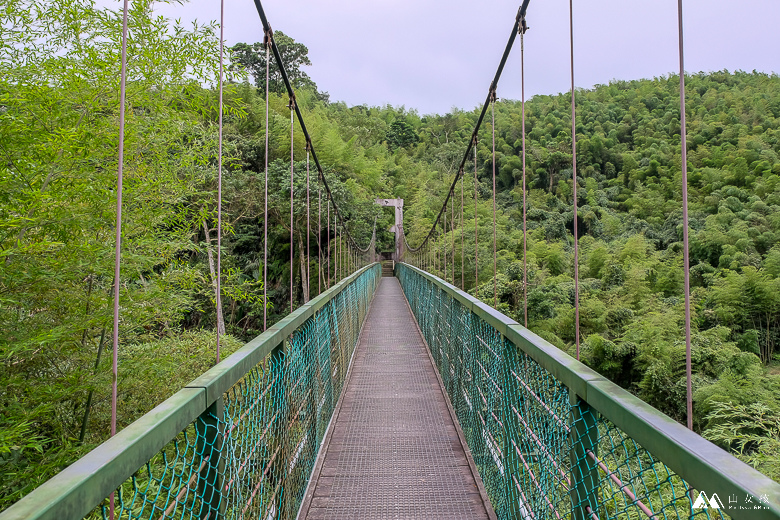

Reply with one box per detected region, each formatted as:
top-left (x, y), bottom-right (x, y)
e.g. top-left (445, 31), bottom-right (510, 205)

top-left (230, 32), bottom-right (319, 96)
top-left (386, 120), bottom-right (419, 149)
top-left (712, 268), bottom-right (780, 363)
top-left (540, 149), bottom-right (571, 193)
top-left (0, 0), bottom-right (230, 504)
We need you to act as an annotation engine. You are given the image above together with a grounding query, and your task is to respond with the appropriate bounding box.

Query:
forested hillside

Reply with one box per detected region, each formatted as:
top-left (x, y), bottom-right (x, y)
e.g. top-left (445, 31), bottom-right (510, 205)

top-left (399, 70), bottom-right (780, 482)
top-left (1, 0), bottom-right (779, 509)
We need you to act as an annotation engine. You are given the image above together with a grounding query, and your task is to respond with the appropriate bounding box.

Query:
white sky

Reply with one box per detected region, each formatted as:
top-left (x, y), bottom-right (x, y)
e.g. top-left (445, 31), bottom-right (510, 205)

top-left (109, 0), bottom-right (779, 115)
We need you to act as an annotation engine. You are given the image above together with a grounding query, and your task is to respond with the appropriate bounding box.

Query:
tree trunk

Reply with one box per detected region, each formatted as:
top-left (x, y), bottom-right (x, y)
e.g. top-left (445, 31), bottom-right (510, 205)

top-left (79, 327), bottom-right (106, 443)
top-left (298, 234), bottom-right (310, 303)
top-left (202, 219), bottom-right (226, 336)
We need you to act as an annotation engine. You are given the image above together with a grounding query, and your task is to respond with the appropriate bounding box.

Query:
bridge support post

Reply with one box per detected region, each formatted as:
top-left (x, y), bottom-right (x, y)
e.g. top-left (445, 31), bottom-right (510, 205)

top-left (196, 396), bottom-right (225, 520)
top-left (570, 392), bottom-right (599, 520)
top-left (374, 198), bottom-right (404, 262)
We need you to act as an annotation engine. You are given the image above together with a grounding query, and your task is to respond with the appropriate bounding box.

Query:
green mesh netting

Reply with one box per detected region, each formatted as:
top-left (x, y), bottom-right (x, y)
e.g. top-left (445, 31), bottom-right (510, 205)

top-left (397, 263), bottom-right (728, 520)
top-left (93, 264), bottom-right (380, 520)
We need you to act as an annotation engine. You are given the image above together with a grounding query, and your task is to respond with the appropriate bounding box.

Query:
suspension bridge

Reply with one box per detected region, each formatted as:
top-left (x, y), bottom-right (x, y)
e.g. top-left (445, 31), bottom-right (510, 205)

top-left (2, 0), bottom-right (780, 519)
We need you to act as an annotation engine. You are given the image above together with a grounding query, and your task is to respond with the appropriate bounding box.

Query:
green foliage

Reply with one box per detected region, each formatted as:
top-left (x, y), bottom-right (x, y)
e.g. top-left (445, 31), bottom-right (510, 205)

top-left (0, 0), bottom-right (250, 508)
top-left (737, 329), bottom-right (761, 356)
top-left (711, 267), bottom-right (780, 362)
top-left (399, 70), bottom-right (780, 481)
top-left (229, 32), bottom-right (326, 101)
top-left (386, 120), bottom-right (420, 149)
top-left (582, 334), bottom-right (637, 388)
top-left (0, 331), bottom-right (243, 507)
top-left (701, 401), bottom-right (780, 481)
top-left (3, 0), bottom-right (780, 503)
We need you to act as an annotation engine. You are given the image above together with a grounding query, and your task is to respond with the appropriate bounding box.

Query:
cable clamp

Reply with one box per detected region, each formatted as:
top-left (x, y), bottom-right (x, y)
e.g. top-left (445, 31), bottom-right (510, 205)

top-left (489, 83), bottom-right (497, 102)
top-left (264, 27), bottom-right (273, 46)
top-left (518, 16), bottom-right (529, 34)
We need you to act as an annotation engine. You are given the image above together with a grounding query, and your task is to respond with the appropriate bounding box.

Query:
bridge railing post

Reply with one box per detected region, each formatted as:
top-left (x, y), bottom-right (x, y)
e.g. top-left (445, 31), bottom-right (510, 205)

top-left (569, 391), bottom-right (599, 520)
top-left (196, 396), bottom-right (225, 520)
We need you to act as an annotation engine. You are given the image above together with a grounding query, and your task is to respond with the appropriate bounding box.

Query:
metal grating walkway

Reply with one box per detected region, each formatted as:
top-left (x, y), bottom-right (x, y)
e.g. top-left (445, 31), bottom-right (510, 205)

top-left (299, 278), bottom-right (492, 520)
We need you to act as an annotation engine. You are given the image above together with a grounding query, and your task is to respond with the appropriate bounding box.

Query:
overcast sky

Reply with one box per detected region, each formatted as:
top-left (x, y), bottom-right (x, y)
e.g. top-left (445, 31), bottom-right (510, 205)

top-left (142, 0), bottom-right (779, 115)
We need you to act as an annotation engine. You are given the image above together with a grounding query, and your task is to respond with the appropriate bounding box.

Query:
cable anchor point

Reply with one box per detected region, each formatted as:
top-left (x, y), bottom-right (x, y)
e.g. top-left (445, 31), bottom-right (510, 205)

top-left (518, 16), bottom-right (529, 34)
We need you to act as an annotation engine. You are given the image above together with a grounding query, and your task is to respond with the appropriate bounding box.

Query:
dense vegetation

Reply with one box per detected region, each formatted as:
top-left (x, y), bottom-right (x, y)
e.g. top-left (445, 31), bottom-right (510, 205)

top-left (403, 70), bottom-right (780, 481)
top-left (1, 0), bottom-right (779, 510)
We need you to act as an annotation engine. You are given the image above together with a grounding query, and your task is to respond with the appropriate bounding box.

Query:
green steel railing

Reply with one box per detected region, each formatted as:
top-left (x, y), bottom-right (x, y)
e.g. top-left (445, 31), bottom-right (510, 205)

top-left (396, 263), bottom-right (780, 520)
top-left (1, 263), bottom-right (382, 520)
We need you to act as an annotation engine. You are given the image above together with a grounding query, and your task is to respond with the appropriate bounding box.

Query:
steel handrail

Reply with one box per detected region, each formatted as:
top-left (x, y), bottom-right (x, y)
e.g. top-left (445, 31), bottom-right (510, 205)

top-left (1, 263), bottom-right (382, 520)
top-left (396, 262), bottom-right (780, 520)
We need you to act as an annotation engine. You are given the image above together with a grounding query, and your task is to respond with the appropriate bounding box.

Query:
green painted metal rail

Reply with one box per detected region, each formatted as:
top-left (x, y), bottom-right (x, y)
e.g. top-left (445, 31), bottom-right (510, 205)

top-left (396, 263), bottom-right (780, 520)
top-left (1, 263), bottom-right (382, 520)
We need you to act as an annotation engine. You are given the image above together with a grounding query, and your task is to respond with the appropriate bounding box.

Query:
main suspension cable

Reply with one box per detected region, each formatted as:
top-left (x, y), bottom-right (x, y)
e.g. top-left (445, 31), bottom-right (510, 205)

top-left (251, 0), bottom-right (374, 256)
top-left (400, 1), bottom-right (531, 286)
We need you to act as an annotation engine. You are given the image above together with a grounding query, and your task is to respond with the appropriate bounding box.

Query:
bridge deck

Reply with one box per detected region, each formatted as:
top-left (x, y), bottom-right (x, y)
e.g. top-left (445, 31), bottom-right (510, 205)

top-left (299, 277), bottom-right (493, 520)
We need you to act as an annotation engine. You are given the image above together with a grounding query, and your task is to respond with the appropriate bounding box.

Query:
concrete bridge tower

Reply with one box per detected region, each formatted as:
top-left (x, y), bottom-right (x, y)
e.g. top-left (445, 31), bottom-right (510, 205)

top-left (375, 198), bottom-right (404, 262)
